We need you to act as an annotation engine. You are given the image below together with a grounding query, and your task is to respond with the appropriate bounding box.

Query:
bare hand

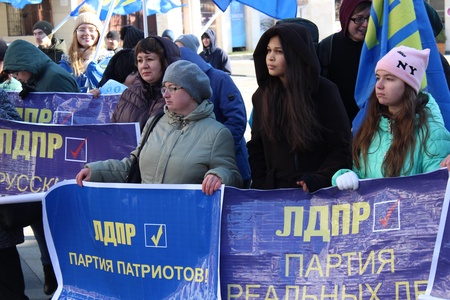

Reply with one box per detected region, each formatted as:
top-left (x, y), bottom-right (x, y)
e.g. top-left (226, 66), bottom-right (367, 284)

top-left (89, 88), bottom-right (101, 99)
top-left (440, 154), bottom-right (450, 171)
top-left (76, 168), bottom-right (91, 187)
top-left (202, 174), bottom-right (222, 196)
top-left (296, 180), bottom-right (309, 192)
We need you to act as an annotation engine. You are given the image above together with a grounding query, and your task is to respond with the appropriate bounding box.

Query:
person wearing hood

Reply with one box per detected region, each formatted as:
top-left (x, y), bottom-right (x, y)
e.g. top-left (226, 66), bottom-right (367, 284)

top-left (110, 36), bottom-right (180, 131)
top-left (3, 39), bottom-right (80, 97)
top-left (247, 22), bottom-right (352, 192)
top-left (3, 39), bottom-right (79, 296)
top-left (0, 88), bottom-right (28, 300)
top-left (317, 0), bottom-right (372, 125)
top-left (32, 20), bottom-right (67, 63)
top-left (76, 60), bottom-right (243, 193)
top-left (199, 29), bottom-right (232, 75)
top-left (178, 46), bottom-right (251, 188)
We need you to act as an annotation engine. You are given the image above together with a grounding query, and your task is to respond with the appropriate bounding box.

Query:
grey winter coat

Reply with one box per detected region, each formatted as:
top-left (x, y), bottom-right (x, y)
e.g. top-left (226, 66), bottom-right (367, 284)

top-left (87, 100), bottom-right (243, 188)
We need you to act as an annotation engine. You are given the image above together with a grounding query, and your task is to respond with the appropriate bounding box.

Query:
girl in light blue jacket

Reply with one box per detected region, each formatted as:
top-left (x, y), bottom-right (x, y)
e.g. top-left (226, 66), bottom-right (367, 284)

top-left (333, 46), bottom-right (450, 190)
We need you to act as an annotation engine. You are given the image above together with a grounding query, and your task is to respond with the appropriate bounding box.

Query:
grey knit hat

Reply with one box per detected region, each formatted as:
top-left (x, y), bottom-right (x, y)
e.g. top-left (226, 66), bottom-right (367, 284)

top-left (163, 60), bottom-right (212, 103)
top-left (174, 34), bottom-right (200, 53)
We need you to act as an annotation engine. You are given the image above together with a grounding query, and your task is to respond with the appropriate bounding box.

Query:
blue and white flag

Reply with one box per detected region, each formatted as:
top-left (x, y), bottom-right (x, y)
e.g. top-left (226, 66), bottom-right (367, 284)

top-left (353, 0), bottom-right (450, 133)
top-left (212, 0), bottom-right (296, 20)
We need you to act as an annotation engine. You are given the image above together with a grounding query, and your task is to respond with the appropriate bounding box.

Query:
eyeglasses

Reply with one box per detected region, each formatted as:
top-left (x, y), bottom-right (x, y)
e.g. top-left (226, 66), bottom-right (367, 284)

top-left (161, 86), bottom-right (184, 95)
top-left (76, 28), bottom-right (97, 35)
top-left (350, 16), bottom-right (369, 25)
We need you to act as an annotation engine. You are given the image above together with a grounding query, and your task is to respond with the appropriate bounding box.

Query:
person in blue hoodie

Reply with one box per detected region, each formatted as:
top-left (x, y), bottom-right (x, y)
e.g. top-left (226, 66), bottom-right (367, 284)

top-left (200, 29), bottom-right (232, 75)
top-left (178, 45), bottom-right (251, 188)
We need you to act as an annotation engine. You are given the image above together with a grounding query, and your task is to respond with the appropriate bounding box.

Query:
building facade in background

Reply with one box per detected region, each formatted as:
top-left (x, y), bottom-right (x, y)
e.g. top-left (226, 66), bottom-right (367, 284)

top-left (0, 0), bottom-right (447, 54)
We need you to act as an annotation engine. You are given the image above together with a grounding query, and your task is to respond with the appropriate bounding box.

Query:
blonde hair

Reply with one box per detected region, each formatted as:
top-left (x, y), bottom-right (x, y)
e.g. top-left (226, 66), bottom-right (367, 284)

top-left (68, 4), bottom-right (105, 76)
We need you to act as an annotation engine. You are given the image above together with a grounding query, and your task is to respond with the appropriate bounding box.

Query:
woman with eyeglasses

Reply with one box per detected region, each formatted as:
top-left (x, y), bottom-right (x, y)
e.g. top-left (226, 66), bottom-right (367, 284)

top-left (76, 60), bottom-right (243, 194)
top-left (317, 0), bottom-right (372, 125)
top-left (59, 4), bottom-right (113, 91)
top-left (109, 36), bottom-right (181, 132)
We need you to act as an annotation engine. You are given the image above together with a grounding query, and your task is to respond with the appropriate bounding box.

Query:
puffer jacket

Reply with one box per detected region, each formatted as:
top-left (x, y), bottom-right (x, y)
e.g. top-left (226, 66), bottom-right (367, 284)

top-left (332, 95), bottom-right (450, 183)
top-left (110, 36), bottom-right (181, 131)
top-left (87, 100), bottom-right (243, 188)
top-left (3, 40), bottom-right (79, 93)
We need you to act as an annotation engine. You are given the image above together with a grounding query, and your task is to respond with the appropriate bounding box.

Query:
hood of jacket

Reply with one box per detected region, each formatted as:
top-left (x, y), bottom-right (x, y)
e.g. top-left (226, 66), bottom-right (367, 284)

top-left (201, 29), bottom-right (217, 53)
top-left (253, 22), bottom-right (321, 93)
top-left (4, 40), bottom-right (52, 79)
top-left (165, 99), bottom-right (215, 126)
top-left (136, 35), bottom-right (181, 85)
top-left (340, 0), bottom-right (372, 38)
top-left (179, 47), bottom-right (212, 73)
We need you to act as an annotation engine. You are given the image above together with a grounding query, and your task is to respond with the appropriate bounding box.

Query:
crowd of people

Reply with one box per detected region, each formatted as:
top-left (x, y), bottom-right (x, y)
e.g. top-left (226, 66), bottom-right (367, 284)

top-left (1, 0), bottom-right (450, 298)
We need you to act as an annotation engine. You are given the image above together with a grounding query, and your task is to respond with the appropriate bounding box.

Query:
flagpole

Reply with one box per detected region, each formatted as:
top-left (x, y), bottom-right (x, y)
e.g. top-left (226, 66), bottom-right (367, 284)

top-left (93, 0), bottom-right (116, 62)
top-left (201, 9), bottom-right (221, 34)
top-left (142, 0), bottom-right (148, 37)
top-left (52, 15), bottom-right (71, 35)
top-left (0, 193), bottom-right (45, 205)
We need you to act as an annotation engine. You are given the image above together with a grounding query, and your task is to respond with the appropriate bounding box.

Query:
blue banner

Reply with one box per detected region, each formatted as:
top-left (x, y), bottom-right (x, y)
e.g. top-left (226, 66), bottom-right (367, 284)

top-left (8, 92), bottom-right (119, 125)
top-left (41, 170), bottom-right (450, 299)
top-left (0, 119), bottom-right (139, 196)
top-left (220, 170), bottom-right (450, 299)
top-left (44, 182), bottom-right (223, 299)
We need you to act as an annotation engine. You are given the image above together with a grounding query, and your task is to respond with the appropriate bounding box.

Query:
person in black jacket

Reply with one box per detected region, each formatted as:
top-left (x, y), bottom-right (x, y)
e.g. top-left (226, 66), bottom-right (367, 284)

top-left (247, 22), bottom-right (352, 192)
top-left (33, 20), bottom-right (67, 63)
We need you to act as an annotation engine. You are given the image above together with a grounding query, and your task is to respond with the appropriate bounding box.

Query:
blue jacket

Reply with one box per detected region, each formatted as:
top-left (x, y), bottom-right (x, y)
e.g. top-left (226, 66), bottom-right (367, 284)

top-left (180, 47), bottom-right (251, 181)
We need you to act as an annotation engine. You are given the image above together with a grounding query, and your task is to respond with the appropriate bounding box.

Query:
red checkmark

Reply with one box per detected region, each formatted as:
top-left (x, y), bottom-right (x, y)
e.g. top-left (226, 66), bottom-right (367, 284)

top-left (379, 199), bottom-right (400, 228)
top-left (70, 138), bottom-right (87, 159)
top-left (61, 112), bottom-right (73, 125)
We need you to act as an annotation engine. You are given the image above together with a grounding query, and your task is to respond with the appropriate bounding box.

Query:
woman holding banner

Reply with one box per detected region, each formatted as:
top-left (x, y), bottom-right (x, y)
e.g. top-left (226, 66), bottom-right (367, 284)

top-left (247, 22), bottom-right (352, 192)
top-left (76, 60), bottom-right (242, 194)
top-left (334, 46), bottom-right (450, 190)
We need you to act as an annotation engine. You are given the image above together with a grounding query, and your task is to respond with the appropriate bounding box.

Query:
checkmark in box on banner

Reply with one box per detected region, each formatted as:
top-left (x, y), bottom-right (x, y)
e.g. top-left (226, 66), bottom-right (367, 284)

top-left (65, 137), bottom-right (87, 162)
top-left (145, 224), bottom-right (167, 248)
top-left (54, 111), bottom-right (74, 125)
top-left (373, 199), bottom-right (401, 232)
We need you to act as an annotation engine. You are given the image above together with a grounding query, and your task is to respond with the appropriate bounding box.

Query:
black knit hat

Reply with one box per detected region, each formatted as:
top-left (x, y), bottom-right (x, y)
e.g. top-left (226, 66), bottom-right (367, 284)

top-left (33, 20), bottom-right (53, 36)
top-left (120, 25), bottom-right (144, 49)
top-left (99, 49), bottom-right (136, 87)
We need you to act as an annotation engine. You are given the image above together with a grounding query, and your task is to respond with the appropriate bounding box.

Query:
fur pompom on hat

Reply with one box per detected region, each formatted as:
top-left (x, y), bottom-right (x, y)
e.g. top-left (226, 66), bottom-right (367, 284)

top-left (74, 4), bottom-right (103, 32)
top-left (33, 21), bottom-right (53, 36)
top-left (174, 34), bottom-right (200, 53)
top-left (375, 45), bottom-right (430, 94)
top-left (163, 60), bottom-right (212, 104)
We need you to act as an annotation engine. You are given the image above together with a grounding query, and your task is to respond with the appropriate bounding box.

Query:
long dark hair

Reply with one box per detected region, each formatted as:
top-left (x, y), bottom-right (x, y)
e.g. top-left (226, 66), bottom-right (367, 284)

top-left (261, 34), bottom-right (323, 152)
top-left (352, 85), bottom-right (431, 177)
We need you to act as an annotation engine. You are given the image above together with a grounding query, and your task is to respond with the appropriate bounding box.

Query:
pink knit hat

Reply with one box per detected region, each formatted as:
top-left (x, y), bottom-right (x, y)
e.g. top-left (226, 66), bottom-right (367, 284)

top-left (375, 45), bottom-right (430, 93)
